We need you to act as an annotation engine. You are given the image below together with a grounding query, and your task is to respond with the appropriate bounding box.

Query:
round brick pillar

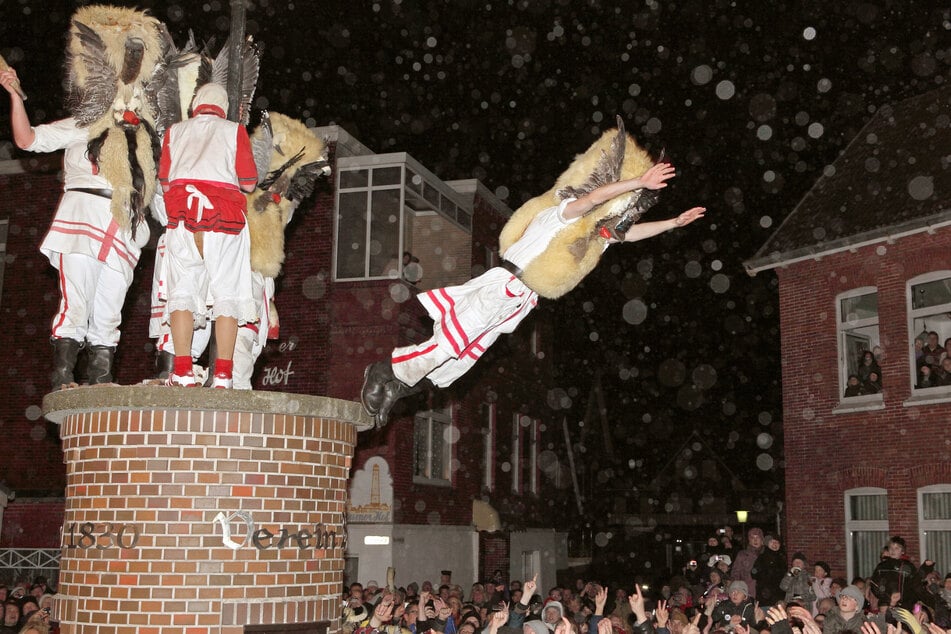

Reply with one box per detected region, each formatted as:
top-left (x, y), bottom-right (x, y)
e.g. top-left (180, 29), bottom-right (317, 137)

top-left (43, 386), bottom-right (372, 634)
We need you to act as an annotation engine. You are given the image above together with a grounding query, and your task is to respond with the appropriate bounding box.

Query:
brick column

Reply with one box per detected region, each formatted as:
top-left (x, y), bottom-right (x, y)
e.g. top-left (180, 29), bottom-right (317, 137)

top-left (43, 386), bottom-right (372, 634)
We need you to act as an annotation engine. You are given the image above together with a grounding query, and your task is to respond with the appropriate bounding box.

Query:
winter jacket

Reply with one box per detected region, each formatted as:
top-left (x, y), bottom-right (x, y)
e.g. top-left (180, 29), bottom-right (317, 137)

top-left (751, 549), bottom-right (787, 606)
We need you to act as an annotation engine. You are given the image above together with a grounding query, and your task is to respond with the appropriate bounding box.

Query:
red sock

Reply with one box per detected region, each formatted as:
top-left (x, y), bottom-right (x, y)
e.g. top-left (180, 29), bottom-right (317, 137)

top-left (214, 359), bottom-right (234, 378)
top-left (173, 356), bottom-right (192, 376)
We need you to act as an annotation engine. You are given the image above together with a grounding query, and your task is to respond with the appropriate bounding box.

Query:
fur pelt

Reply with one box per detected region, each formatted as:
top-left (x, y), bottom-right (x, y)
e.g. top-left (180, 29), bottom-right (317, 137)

top-left (246, 113), bottom-right (328, 277)
top-left (66, 5), bottom-right (164, 232)
top-left (498, 126), bottom-right (655, 299)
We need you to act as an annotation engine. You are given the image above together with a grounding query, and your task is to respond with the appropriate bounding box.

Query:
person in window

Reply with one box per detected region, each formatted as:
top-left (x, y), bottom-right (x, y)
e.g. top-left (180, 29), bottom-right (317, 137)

top-left (864, 370), bottom-right (882, 394)
top-left (936, 357), bottom-right (951, 386)
top-left (857, 350), bottom-right (881, 384)
top-left (844, 374), bottom-right (865, 397)
top-left (918, 364), bottom-right (937, 389)
top-left (922, 332), bottom-right (943, 369)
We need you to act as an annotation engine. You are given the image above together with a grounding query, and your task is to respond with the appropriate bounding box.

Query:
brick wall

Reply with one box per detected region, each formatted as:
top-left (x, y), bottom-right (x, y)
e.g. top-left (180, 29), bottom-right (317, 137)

top-left (778, 231), bottom-right (951, 576)
top-left (55, 404), bottom-right (355, 634)
top-left (0, 498), bottom-right (65, 548)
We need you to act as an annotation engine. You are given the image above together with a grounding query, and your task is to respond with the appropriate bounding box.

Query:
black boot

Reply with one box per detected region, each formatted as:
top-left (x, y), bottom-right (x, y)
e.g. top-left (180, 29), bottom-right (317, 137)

top-left (374, 378), bottom-right (428, 429)
top-left (361, 361), bottom-right (395, 415)
top-left (50, 338), bottom-right (83, 390)
top-left (155, 350), bottom-right (175, 380)
top-left (86, 345), bottom-right (116, 385)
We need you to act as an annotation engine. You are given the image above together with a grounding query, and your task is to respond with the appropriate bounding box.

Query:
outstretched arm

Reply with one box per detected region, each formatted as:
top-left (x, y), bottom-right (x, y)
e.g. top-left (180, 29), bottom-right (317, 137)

top-left (563, 162), bottom-right (676, 220)
top-left (621, 206), bottom-right (706, 243)
top-left (0, 68), bottom-right (35, 149)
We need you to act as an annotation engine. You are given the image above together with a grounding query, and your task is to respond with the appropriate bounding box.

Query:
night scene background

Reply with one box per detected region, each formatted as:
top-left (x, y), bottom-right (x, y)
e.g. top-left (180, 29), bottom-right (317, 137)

top-left (0, 0), bottom-right (948, 558)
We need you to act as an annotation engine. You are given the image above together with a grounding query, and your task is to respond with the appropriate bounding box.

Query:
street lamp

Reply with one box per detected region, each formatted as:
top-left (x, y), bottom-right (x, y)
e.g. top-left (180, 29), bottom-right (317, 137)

top-left (736, 510), bottom-right (748, 524)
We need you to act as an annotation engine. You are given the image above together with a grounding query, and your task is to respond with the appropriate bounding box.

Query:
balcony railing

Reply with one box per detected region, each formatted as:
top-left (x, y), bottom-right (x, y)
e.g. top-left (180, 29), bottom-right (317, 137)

top-left (0, 549), bottom-right (60, 586)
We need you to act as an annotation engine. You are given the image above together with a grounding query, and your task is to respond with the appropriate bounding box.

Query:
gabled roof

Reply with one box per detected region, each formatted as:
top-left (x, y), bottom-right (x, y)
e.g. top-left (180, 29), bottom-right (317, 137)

top-left (745, 84), bottom-right (951, 275)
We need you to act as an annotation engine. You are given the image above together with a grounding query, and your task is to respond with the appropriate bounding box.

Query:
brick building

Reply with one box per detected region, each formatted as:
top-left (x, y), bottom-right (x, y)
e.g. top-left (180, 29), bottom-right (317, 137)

top-left (0, 125), bottom-right (575, 588)
top-left (744, 85), bottom-right (951, 580)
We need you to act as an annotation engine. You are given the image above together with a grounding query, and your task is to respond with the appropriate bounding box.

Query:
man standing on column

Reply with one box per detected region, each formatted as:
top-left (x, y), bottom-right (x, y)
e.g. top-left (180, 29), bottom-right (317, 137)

top-left (0, 67), bottom-right (150, 390)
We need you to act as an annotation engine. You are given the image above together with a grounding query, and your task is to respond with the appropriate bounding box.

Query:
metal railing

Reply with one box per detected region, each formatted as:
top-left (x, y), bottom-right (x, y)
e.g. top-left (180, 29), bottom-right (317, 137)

top-left (0, 549), bottom-right (60, 587)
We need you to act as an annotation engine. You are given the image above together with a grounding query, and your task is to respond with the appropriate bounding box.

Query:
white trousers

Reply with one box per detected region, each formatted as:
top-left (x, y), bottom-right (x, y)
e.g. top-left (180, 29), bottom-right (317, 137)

top-left (50, 252), bottom-right (130, 346)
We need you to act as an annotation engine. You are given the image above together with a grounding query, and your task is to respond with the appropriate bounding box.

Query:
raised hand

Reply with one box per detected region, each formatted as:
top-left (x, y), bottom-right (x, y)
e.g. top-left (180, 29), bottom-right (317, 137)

top-left (674, 207), bottom-right (706, 227)
top-left (787, 606), bottom-right (814, 625)
top-left (765, 604), bottom-right (788, 625)
top-left (861, 621), bottom-right (883, 634)
top-left (754, 602), bottom-right (765, 624)
top-left (598, 617), bottom-right (613, 634)
top-left (655, 599), bottom-right (669, 629)
top-left (629, 585), bottom-right (648, 623)
top-left (595, 585), bottom-right (608, 615)
top-left (523, 574), bottom-right (538, 599)
top-left (489, 604), bottom-right (510, 631)
top-left (638, 163), bottom-right (677, 190)
top-left (685, 611), bottom-right (703, 634)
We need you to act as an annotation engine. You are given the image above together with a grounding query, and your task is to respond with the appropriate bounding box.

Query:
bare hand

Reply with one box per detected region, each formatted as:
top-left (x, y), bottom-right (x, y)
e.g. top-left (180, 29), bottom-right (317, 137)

top-left (655, 599), bottom-right (669, 629)
top-left (925, 624), bottom-right (947, 634)
top-left (595, 585), bottom-right (608, 614)
top-left (685, 611), bottom-right (703, 634)
top-left (734, 623), bottom-right (749, 634)
top-left (374, 598), bottom-right (395, 624)
top-left (598, 618), bottom-right (613, 634)
top-left (637, 163), bottom-right (677, 191)
top-left (861, 621), bottom-right (882, 634)
top-left (765, 605), bottom-right (788, 625)
top-left (523, 574), bottom-right (538, 598)
top-left (628, 585), bottom-right (647, 621)
top-left (754, 602), bottom-right (765, 624)
top-left (802, 621), bottom-right (822, 634)
top-left (490, 604), bottom-right (510, 629)
top-left (787, 606), bottom-right (814, 625)
top-left (434, 597), bottom-right (451, 620)
top-left (675, 207), bottom-right (706, 227)
top-left (0, 68), bottom-right (23, 99)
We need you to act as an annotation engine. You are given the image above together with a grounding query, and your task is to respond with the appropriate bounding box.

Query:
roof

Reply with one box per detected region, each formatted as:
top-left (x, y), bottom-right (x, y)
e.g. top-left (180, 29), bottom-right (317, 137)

top-left (745, 84), bottom-right (951, 275)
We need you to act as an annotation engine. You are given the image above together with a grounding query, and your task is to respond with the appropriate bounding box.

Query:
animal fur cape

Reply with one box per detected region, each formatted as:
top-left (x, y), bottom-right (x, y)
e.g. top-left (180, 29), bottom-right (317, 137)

top-left (66, 5), bottom-right (164, 234)
top-left (498, 123), bottom-right (656, 299)
top-left (246, 112), bottom-right (329, 278)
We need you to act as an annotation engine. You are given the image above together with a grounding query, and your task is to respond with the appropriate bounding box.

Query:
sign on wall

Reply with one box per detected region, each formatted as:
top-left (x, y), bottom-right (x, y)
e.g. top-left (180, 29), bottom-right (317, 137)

top-left (347, 457), bottom-right (393, 524)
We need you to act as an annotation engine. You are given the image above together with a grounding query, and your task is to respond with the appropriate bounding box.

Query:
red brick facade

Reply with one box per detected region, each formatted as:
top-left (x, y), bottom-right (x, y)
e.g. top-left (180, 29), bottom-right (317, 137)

top-left (777, 231), bottom-right (951, 577)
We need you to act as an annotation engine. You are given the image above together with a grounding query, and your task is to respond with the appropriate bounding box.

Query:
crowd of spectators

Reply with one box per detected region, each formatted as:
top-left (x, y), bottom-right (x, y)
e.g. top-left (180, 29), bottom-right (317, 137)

top-left (914, 334), bottom-right (951, 389)
top-left (341, 531), bottom-right (951, 634)
top-left (844, 349), bottom-right (883, 397)
top-left (0, 577), bottom-right (55, 634)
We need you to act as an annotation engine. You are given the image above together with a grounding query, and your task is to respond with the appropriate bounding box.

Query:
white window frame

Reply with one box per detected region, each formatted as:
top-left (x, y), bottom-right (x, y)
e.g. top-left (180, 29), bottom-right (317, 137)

top-left (833, 287), bottom-right (884, 413)
top-left (512, 414), bottom-right (523, 494)
top-left (527, 419), bottom-right (539, 495)
top-left (844, 487), bottom-right (889, 580)
top-left (481, 402), bottom-right (496, 492)
top-left (904, 272), bottom-right (951, 405)
top-left (917, 484), bottom-right (951, 575)
top-left (413, 408), bottom-right (453, 486)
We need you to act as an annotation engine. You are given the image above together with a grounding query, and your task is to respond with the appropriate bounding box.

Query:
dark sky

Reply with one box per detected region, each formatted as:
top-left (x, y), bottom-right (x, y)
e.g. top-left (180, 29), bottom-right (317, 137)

top-left (1, 0), bottom-right (948, 506)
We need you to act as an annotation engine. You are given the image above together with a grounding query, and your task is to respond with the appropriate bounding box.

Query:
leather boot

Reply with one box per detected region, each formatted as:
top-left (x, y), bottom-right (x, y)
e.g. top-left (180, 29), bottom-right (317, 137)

top-left (87, 345), bottom-right (116, 384)
top-left (155, 350), bottom-right (175, 380)
top-left (374, 378), bottom-right (428, 429)
top-left (50, 338), bottom-right (83, 390)
top-left (361, 361), bottom-right (395, 415)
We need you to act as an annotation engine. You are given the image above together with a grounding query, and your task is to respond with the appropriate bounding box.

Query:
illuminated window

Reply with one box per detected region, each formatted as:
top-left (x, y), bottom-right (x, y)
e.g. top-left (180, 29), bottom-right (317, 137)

top-left (844, 488), bottom-right (888, 579)
top-left (413, 409), bottom-right (452, 485)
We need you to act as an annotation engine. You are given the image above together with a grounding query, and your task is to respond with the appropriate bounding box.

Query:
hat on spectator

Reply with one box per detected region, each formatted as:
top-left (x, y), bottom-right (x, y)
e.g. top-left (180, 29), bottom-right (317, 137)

top-left (441, 570), bottom-right (452, 576)
top-left (836, 585), bottom-right (865, 609)
top-left (945, 573), bottom-right (951, 581)
top-left (791, 551), bottom-right (807, 563)
top-left (10, 587), bottom-right (25, 598)
top-left (671, 610), bottom-right (689, 626)
top-left (526, 621), bottom-right (549, 634)
top-left (366, 580), bottom-right (379, 589)
top-left (764, 534), bottom-right (778, 544)
top-left (747, 527), bottom-right (764, 539)
top-left (407, 581), bottom-right (419, 593)
top-left (815, 561), bottom-right (831, 576)
top-left (727, 581), bottom-right (749, 597)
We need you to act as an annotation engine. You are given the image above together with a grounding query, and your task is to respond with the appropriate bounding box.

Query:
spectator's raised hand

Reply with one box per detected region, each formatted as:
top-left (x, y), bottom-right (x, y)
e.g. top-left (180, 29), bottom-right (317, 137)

top-left (523, 574), bottom-right (538, 600)
top-left (861, 621), bottom-right (883, 634)
top-left (598, 617), bottom-right (614, 634)
top-left (371, 596), bottom-right (395, 627)
top-left (787, 606), bottom-right (814, 625)
top-left (685, 611), bottom-right (703, 634)
top-left (754, 602), bottom-right (765, 625)
top-left (655, 600), bottom-right (669, 629)
top-left (734, 623), bottom-right (750, 634)
top-left (765, 604), bottom-right (788, 625)
top-left (925, 624), bottom-right (949, 634)
top-left (802, 620), bottom-right (822, 634)
top-left (434, 597), bottom-right (452, 620)
top-left (488, 604), bottom-right (510, 632)
top-left (628, 585), bottom-right (648, 623)
top-left (595, 585), bottom-right (609, 616)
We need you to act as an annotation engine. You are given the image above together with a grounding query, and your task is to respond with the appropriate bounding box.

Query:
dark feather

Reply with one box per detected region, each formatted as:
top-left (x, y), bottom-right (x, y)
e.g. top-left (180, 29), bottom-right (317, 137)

top-left (259, 147), bottom-right (305, 191)
top-left (147, 29), bottom-right (201, 134)
top-left (250, 111), bottom-right (273, 183)
top-left (286, 161), bottom-right (330, 202)
top-left (557, 115), bottom-right (627, 201)
top-left (237, 36), bottom-right (263, 125)
top-left (67, 20), bottom-right (119, 126)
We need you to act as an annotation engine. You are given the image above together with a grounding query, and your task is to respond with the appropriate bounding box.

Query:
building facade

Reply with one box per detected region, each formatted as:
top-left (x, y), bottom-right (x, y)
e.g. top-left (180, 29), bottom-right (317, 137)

top-left (745, 85), bottom-right (951, 580)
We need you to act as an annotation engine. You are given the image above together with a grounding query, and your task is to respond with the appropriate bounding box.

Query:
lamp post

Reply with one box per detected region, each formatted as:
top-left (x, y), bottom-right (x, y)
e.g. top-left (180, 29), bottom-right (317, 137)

top-left (736, 510), bottom-right (748, 525)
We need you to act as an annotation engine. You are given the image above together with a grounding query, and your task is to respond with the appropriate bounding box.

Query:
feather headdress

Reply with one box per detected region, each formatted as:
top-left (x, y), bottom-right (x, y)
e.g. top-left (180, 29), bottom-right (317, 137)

top-left (246, 112), bottom-right (330, 278)
top-left (497, 117), bottom-right (658, 299)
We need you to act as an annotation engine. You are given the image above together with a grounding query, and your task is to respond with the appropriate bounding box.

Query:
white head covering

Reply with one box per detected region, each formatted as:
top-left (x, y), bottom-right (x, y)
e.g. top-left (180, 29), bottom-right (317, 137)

top-left (192, 82), bottom-right (229, 113)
